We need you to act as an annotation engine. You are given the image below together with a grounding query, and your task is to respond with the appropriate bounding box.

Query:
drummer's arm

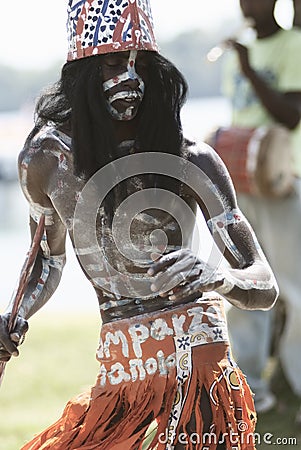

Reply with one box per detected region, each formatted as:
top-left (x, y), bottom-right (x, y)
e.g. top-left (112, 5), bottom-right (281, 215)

top-left (229, 41), bottom-right (301, 129)
top-left (244, 71), bottom-right (301, 129)
top-left (190, 144), bottom-right (279, 311)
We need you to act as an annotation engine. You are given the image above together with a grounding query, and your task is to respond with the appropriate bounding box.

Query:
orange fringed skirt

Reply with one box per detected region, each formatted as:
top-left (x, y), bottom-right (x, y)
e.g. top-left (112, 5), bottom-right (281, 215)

top-left (21, 298), bottom-right (256, 450)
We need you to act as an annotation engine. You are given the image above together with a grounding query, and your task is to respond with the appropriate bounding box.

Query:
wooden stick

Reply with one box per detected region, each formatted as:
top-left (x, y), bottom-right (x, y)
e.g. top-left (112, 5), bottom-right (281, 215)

top-left (0, 215), bottom-right (45, 385)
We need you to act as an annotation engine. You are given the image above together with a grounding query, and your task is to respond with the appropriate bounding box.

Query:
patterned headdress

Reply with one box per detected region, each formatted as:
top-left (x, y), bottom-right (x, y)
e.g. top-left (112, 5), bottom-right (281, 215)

top-left (67, 0), bottom-right (158, 61)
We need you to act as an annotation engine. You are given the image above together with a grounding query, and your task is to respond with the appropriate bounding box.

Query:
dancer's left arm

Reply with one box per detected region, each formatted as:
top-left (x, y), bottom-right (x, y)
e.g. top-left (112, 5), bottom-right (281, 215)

top-left (148, 143), bottom-right (279, 310)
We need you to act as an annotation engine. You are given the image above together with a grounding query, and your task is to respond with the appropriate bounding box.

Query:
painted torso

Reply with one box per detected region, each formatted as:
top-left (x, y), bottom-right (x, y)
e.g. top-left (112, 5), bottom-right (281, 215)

top-left (20, 126), bottom-right (199, 321)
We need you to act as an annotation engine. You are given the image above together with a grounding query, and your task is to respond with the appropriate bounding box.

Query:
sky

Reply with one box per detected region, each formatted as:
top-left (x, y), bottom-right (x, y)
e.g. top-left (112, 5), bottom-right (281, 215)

top-left (0, 0), bottom-right (294, 70)
top-left (1, 0), bottom-right (239, 70)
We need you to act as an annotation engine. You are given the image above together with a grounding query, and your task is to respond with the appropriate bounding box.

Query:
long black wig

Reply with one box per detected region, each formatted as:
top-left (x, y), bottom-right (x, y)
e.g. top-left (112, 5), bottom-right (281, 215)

top-left (33, 51), bottom-right (188, 175)
top-left (31, 51), bottom-right (190, 221)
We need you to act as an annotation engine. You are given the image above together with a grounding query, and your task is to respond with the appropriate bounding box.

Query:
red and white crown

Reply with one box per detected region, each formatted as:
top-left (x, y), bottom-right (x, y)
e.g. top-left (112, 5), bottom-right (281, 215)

top-left (67, 0), bottom-right (158, 61)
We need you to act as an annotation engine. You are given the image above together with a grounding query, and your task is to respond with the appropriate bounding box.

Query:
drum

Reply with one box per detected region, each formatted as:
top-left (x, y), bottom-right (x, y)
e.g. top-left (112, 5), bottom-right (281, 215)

top-left (206, 125), bottom-right (295, 197)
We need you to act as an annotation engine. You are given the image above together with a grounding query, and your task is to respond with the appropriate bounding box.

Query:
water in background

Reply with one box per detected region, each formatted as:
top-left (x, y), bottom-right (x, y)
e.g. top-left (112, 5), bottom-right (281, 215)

top-left (0, 97), bottom-right (231, 313)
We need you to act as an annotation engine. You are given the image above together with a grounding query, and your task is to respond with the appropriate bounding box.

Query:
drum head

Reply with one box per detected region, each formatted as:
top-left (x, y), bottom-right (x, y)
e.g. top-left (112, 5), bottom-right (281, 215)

top-left (255, 126), bottom-right (294, 197)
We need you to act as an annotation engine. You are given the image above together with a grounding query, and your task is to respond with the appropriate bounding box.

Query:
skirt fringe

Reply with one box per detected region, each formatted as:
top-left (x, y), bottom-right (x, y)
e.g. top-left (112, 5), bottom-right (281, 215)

top-left (21, 357), bottom-right (255, 450)
top-left (21, 300), bottom-right (256, 450)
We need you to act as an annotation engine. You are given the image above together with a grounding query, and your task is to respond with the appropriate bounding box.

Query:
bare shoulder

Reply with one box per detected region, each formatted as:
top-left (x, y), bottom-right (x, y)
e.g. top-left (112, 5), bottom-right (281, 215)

top-left (19, 126), bottom-right (71, 172)
top-left (19, 135), bottom-right (50, 178)
top-left (183, 139), bottom-right (230, 180)
top-left (182, 139), bottom-right (237, 207)
top-left (18, 126), bottom-right (72, 205)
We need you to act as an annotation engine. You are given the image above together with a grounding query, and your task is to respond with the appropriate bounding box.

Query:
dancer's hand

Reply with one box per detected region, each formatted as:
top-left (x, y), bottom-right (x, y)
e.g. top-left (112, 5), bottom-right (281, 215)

top-left (0, 313), bottom-right (28, 361)
top-left (148, 249), bottom-right (225, 301)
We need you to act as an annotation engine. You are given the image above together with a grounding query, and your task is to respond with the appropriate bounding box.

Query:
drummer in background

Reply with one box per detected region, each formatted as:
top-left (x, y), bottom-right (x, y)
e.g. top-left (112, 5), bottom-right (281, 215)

top-left (221, 0), bottom-right (301, 420)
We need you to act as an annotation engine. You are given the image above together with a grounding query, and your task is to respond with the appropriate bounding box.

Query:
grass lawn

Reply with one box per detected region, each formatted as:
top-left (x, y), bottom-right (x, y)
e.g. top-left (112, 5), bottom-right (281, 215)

top-left (254, 363), bottom-right (300, 449)
top-left (0, 312), bottom-right (100, 450)
top-left (0, 313), bottom-right (300, 450)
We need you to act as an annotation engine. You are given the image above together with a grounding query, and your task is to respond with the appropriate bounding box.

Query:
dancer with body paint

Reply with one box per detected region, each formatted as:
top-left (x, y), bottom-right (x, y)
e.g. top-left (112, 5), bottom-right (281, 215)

top-left (0, 1), bottom-right (278, 449)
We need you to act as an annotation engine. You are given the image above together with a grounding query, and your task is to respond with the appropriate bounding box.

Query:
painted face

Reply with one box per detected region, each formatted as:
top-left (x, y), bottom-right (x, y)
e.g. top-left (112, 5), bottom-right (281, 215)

top-left (102, 50), bottom-right (146, 121)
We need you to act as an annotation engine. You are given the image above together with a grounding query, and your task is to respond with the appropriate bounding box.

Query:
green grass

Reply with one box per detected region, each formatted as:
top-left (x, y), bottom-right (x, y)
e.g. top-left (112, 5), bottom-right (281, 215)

top-left (0, 312), bottom-right (100, 450)
top-left (254, 363), bottom-right (301, 449)
top-left (0, 314), bottom-right (300, 450)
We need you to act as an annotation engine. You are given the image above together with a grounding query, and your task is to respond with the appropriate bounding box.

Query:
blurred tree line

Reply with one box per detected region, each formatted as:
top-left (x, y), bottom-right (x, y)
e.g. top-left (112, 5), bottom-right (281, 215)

top-left (0, 63), bottom-right (61, 112)
top-left (0, 26), bottom-right (230, 112)
top-left (160, 28), bottom-right (225, 98)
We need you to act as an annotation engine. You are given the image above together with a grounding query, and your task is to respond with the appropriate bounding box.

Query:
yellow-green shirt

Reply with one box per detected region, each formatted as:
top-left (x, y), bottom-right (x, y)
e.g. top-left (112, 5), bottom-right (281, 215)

top-left (222, 28), bottom-right (301, 176)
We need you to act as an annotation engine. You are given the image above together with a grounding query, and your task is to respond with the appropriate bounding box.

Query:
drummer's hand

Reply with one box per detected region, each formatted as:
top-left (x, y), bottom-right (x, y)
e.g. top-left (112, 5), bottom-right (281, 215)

top-left (147, 249), bottom-right (225, 301)
top-left (0, 313), bottom-right (28, 362)
top-left (226, 39), bottom-right (252, 76)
